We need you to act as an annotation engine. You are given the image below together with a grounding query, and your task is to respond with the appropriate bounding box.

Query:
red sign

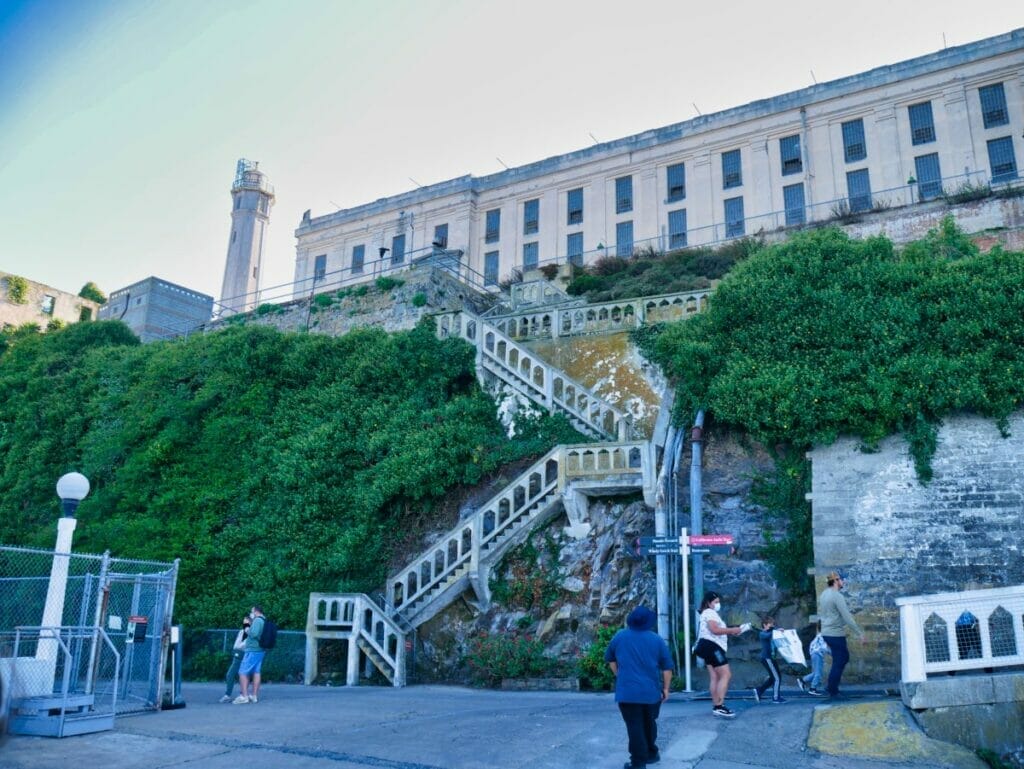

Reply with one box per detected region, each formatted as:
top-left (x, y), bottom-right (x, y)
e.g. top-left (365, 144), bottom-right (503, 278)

top-left (689, 534), bottom-right (734, 546)
top-left (128, 615), bottom-right (148, 624)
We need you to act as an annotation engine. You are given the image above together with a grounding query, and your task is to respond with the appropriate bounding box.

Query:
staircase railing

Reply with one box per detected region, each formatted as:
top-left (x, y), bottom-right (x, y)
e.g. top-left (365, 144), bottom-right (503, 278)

top-left (487, 289), bottom-right (712, 342)
top-left (304, 593), bottom-right (406, 686)
top-left (436, 310), bottom-right (635, 441)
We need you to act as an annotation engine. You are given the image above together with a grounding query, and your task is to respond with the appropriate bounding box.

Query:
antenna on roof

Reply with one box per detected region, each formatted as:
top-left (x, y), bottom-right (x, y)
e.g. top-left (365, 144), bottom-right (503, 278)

top-left (409, 177), bottom-right (423, 188)
top-left (329, 200), bottom-right (343, 210)
top-left (810, 70), bottom-right (818, 84)
top-left (942, 32), bottom-right (947, 49)
top-left (692, 103), bottom-right (702, 116)
top-left (496, 157), bottom-right (509, 170)
top-left (588, 132), bottom-right (600, 144)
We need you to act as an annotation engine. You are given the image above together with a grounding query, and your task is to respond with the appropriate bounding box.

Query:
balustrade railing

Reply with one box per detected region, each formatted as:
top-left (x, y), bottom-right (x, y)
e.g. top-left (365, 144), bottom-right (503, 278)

top-left (304, 593), bottom-right (405, 686)
top-left (896, 584), bottom-right (1024, 683)
top-left (487, 289), bottom-right (712, 341)
top-left (436, 310), bottom-right (633, 441)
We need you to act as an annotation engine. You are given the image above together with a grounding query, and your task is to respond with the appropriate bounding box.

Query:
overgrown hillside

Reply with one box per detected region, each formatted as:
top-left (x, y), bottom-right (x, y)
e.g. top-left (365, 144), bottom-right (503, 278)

top-left (0, 320), bottom-right (580, 628)
top-left (640, 220), bottom-right (1024, 591)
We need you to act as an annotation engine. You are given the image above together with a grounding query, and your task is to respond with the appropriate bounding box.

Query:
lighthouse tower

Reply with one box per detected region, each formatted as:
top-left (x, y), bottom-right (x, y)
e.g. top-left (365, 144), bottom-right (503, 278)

top-left (219, 159), bottom-right (275, 315)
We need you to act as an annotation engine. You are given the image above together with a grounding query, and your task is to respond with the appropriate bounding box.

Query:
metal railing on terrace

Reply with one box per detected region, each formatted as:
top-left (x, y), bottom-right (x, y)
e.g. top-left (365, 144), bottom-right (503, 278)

top-left (896, 583), bottom-right (1024, 682)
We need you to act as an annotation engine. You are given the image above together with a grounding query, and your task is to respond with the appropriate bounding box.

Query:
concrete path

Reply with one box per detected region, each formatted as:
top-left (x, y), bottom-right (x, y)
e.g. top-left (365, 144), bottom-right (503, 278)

top-left (0, 682), bottom-right (980, 769)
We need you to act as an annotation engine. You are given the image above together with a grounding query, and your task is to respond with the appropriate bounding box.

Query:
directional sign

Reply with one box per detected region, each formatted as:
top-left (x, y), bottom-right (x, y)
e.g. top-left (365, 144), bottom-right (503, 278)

top-left (689, 534), bottom-right (734, 546)
top-left (689, 545), bottom-right (735, 556)
top-left (639, 545), bottom-right (682, 556)
top-left (639, 536), bottom-right (680, 546)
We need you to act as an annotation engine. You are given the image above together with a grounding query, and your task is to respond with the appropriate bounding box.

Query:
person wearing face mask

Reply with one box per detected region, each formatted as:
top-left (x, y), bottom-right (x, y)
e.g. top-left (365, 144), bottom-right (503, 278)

top-left (220, 616), bottom-right (252, 703)
top-left (694, 591), bottom-right (751, 718)
top-left (818, 571), bottom-right (864, 699)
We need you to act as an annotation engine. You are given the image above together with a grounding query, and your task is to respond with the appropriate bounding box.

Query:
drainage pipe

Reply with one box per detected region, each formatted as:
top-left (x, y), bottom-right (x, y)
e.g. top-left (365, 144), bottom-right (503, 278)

top-left (689, 410), bottom-right (705, 611)
top-left (654, 425), bottom-right (677, 642)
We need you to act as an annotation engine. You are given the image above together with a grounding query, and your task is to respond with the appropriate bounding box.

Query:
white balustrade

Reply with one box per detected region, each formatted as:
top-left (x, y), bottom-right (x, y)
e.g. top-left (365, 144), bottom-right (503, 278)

top-left (896, 584), bottom-right (1024, 683)
top-left (305, 593), bottom-right (406, 686)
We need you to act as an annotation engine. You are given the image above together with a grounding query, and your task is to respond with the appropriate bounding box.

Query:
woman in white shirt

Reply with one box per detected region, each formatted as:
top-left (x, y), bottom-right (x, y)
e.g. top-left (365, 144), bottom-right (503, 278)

top-left (693, 590), bottom-right (751, 718)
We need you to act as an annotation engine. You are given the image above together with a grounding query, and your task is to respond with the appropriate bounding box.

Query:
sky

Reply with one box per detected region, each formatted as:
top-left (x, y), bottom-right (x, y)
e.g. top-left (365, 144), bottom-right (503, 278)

top-left (1, 0), bottom-right (1022, 302)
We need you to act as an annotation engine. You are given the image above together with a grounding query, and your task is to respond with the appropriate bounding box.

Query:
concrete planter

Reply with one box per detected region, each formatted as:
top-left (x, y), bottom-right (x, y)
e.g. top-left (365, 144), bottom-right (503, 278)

top-left (500, 677), bottom-right (580, 692)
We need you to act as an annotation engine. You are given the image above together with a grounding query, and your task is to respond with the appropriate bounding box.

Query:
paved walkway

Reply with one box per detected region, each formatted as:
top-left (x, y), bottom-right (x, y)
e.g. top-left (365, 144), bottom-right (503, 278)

top-left (0, 682), bottom-right (983, 769)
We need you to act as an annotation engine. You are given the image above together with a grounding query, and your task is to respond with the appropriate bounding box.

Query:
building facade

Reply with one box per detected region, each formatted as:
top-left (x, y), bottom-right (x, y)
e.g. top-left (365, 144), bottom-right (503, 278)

top-left (220, 159), bottom-right (275, 315)
top-left (98, 276), bottom-right (213, 342)
top-left (0, 272), bottom-right (99, 330)
top-left (293, 28), bottom-right (1023, 294)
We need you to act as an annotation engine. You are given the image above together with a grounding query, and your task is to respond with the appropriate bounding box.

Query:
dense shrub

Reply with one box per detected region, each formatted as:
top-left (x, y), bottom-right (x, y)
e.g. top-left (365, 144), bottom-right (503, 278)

top-left (464, 633), bottom-right (555, 686)
top-left (576, 624), bottom-right (619, 691)
top-left (0, 320), bottom-right (580, 629)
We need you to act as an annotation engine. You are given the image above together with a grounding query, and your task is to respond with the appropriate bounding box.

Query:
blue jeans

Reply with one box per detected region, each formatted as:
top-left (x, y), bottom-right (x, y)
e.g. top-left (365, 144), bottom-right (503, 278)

top-left (802, 651), bottom-right (825, 689)
top-left (224, 650), bottom-right (244, 696)
top-left (823, 636), bottom-right (850, 695)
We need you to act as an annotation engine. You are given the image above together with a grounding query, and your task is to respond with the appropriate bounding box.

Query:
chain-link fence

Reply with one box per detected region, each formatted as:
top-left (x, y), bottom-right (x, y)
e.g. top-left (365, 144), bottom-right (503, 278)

top-left (182, 629), bottom-right (306, 684)
top-left (0, 544), bottom-right (177, 716)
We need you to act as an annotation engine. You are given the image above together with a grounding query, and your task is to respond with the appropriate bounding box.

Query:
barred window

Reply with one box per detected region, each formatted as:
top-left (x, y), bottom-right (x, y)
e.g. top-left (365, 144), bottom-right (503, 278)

top-left (668, 209), bottom-right (687, 249)
top-left (724, 197), bottom-right (745, 238)
top-left (615, 176), bottom-right (633, 214)
top-left (484, 251), bottom-right (499, 286)
top-left (780, 135), bottom-right (802, 176)
top-left (313, 254), bottom-right (327, 281)
top-left (615, 220), bottom-right (634, 257)
top-left (567, 232), bottom-right (584, 266)
top-left (666, 163), bottom-right (686, 202)
top-left (979, 83), bottom-right (1009, 129)
top-left (523, 199), bottom-right (539, 235)
top-left (987, 137), bottom-right (1018, 182)
top-left (783, 183), bottom-right (805, 225)
top-left (914, 153), bottom-right (943, 200)
top-left (722, 149), bottom-right (742, 189)
top-left (485, 209), bottom-right (501, 243)
top-left (433, 223), bottom-right (448, 252)
top-left (846, 169), bottom-right (872, 213)
top-left (391, 234), bottom-right (406, 264)
top-left (351, 244), bottom-right (365, 274)
top-left (522, 242), bottom-right (539, 271)
top-left (567, 188), bottom-right (583, 225)
top-left (842, 119), bottom-right (867, 163)
top-left (908, 101), bottom-right (936, 145)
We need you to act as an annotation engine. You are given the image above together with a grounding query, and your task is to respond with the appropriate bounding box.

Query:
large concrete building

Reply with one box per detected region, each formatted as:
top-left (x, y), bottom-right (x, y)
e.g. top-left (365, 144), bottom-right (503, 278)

top-left (293, 28), bottom-right (1023, 293)
top-left (98, 276), bottom-right (213, 343)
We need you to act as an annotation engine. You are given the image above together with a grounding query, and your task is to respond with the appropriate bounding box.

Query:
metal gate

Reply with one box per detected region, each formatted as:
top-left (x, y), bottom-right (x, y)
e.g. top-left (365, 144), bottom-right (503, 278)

top-left (0, 545), bottom-right (178, 716)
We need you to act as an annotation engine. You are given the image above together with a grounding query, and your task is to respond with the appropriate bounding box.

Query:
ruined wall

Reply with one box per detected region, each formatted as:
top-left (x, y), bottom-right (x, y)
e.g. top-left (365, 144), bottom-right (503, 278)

top-left (809, 411), bottom-right (1024, 682)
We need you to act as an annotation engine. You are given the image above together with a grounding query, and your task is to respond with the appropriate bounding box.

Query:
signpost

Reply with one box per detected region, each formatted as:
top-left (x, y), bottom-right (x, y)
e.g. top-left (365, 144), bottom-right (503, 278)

top-left (638, 529), bottom-right (736, 692)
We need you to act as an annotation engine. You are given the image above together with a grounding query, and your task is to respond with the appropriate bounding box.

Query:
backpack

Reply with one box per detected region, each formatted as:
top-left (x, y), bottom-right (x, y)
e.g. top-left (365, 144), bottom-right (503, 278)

top-left (258, 617), bottom-right (278, 650)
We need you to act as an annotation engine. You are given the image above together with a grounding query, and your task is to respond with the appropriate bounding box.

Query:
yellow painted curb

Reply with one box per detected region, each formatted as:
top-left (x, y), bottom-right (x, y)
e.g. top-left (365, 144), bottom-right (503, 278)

top-left (807, 701), bottom-right (986, 768)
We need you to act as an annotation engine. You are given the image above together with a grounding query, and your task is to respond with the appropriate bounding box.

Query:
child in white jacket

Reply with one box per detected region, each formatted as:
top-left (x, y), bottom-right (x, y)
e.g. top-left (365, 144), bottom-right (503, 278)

top-left (798, 625), bottom-right (829, 696)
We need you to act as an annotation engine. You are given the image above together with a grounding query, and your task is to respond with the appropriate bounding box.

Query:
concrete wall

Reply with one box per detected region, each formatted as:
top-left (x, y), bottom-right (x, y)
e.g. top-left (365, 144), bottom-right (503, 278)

top-left (294, 29), bottom-right (1024, 291)
top-left (0, 272), bottom-right (99, 330)
top-left (808, 412), bottom-right (1024, 682)
top-left (99, 277), bottom-right (213, 343)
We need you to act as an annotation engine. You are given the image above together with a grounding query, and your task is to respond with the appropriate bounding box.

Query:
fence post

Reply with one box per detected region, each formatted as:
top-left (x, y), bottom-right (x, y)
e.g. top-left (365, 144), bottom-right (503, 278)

top-left (898, 600), bottom-right (926, 683)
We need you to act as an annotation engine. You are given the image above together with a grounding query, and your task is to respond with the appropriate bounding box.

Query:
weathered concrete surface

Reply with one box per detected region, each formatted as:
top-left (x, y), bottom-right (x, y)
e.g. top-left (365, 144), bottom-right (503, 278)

top-left (0, 682), bottom-right (979, 769)
top-left (807, 701), bottom-right (986, 769)
top-left (809, 412), bottom-right (1024, 682)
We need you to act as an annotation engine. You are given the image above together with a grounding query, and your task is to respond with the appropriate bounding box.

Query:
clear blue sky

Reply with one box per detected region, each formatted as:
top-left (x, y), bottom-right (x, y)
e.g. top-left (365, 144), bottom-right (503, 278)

top-left (1, 0), bottom-right (1021, 301)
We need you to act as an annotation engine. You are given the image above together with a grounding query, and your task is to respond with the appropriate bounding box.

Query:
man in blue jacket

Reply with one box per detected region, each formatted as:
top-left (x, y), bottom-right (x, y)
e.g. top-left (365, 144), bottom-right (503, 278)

top-left (605, 606), bottom-right (674, 769)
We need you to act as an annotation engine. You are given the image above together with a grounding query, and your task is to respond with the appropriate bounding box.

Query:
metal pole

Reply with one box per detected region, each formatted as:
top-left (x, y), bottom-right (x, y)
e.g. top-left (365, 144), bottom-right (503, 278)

top-left (690, 411), bottom-right (705, 611)
top-left (681, 527), bottom-right (691, 692)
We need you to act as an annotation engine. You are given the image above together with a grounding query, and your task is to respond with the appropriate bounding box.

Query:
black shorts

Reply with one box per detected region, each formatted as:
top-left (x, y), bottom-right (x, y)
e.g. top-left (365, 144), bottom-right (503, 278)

top-left (695, 639), bottom-right (729, 667)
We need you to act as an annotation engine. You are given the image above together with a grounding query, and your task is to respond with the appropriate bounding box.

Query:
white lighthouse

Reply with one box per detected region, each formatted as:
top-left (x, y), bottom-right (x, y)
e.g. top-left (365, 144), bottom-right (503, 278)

top-left (219, 159), bottom-right (274, 315)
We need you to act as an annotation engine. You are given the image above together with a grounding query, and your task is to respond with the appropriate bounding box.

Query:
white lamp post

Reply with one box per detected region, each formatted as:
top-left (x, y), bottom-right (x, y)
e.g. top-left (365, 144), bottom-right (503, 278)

top-left (36, 473), bottom-right (90, 665)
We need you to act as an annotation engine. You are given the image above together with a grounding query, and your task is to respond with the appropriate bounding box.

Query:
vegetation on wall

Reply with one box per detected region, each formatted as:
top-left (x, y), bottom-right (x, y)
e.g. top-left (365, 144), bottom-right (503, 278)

top-left (4, 275), bottom-right (29, 305)
top-left (640, 220), bottom-right (1024, 587)
top-left (78, 282), bottom-right (106, 304)
top-left (489, 535), bottom-right (564, 612)
top-left (0, 320), bottom-right (581, 630)
top-left (566, 238), bottom-right (762, 302)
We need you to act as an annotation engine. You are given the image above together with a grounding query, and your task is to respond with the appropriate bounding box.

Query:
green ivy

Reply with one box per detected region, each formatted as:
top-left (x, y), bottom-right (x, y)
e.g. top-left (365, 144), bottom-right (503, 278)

top-left (0, 320), bottom-right (577, 630)
top-left (4, 275), bottom-right (29, 305)
top-left (375, 277), bottom-right (404, 291)
top-left (78, 282), bottom-right (106, 304)
top-left (411, 292), bottom-right (428, 307)
top-left (576, 624), bottom-right (619, 690)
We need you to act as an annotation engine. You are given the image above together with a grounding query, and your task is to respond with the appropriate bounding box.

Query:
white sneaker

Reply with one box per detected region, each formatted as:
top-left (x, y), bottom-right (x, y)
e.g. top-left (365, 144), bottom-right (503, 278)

top-left (752, 688), bottom-right (761, 703)
top-left (232, 695), bottom-right (250, 704)
top-left (249, 695), bottom-right (258, 704)
top-left (796, 678), bottom-right (806, 693)
top-left (219, 695), bottom-right (232, 703)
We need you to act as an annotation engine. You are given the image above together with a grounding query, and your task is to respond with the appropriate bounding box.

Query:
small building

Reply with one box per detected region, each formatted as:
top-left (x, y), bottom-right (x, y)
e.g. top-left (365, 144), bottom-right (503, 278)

top-left (0, 271), bottom-right (99, 331)
top-left (98, 277), bottom-right (213, 343)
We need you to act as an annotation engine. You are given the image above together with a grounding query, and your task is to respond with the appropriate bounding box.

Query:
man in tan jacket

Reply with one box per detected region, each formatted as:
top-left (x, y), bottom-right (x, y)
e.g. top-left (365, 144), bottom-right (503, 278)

top-left (819, 571), bottom-right (865, 698)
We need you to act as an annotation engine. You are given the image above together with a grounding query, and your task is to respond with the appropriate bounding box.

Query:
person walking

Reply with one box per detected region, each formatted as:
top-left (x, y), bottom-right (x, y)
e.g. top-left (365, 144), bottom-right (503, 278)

top-left (219, 616), bottom-right (251, 703)
top-left (604, 606), bottom-right (674, 769)
top-left (751, 615), bottom-right (785, 704)
top-left (798, 624), bottom-right (829, 696)
top-left (234, 604), bottom-right (267, 704)
top-left (693, 591), bottom-right (751, 719)
top-left (819, 571), bottom-right (864, 698)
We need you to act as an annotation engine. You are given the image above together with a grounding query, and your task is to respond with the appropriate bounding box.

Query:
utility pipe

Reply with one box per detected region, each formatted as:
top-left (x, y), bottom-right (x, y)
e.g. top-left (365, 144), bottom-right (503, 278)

top-left (653, 425), bottom-right (677, 642)
top-left (689, 410), bottom-right (705, 612)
